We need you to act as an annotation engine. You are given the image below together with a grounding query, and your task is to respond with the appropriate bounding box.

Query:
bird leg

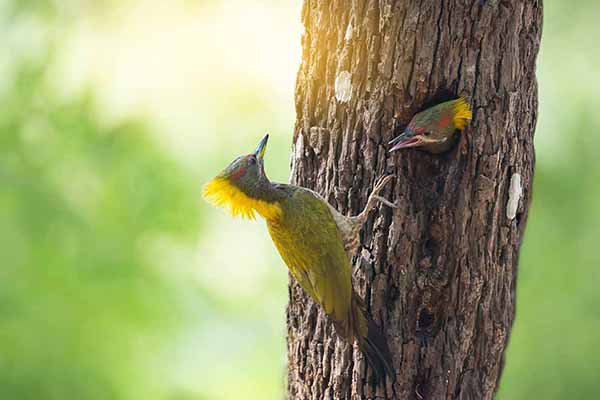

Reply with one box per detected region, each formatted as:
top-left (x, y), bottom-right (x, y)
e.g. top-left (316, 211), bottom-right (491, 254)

top-left (352, 175), bottom-right (397, 226)
top-left (327, 175), bottom-right (396, 257)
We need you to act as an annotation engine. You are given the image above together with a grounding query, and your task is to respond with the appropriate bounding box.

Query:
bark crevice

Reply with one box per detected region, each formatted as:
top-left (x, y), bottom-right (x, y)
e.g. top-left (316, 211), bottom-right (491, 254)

top-left (287, 1), bottom-right (542, 399)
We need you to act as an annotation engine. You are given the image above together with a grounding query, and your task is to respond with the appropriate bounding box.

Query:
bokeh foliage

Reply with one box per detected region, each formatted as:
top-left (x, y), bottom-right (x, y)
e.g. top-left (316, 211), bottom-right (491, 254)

top-left (0, 62), bottom-right (201, 400)
top-left (0, 1), bottom-right (598, 399)
top-left (1, 2), bottom-right (200, 399)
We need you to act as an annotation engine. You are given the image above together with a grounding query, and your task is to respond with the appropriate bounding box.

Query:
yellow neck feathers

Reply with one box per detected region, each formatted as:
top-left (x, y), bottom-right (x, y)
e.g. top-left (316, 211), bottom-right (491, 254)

top-left (452, 97), bottom-right (472, 131)
top-left (203, 177), bottom-right (282, 220)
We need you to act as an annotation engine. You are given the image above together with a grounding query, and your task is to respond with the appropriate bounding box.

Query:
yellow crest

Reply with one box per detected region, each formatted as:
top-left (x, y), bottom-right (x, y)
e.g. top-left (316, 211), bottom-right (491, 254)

top-left (203, 177), bottom-right (282, 220)
top-left (452, 97), bottom-right (472, 131)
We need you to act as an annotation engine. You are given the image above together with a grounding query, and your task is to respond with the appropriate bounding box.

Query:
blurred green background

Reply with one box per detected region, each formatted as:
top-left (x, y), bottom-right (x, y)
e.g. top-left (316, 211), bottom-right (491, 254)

top-left (0, 1), bottom-right (598, 399)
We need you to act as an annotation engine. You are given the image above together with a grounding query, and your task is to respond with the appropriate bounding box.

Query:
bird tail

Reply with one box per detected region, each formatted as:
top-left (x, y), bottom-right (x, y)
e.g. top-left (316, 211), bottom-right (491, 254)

top-left (350, 292), bottom-right (395, 380)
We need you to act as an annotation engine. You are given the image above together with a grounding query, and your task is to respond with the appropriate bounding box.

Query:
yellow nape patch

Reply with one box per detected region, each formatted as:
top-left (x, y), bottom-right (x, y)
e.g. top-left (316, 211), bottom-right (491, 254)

top-left (453, 97), bottom-right (473, 131)
top-left (202, 177), bottom-right (282, 220)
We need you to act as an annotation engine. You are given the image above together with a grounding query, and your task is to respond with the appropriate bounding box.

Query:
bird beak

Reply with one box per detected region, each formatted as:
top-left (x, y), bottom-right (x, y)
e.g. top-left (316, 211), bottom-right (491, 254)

top-left (254, 134), bottom-right (269, 160)
top-left (389, 130), bottom-right (423, 152)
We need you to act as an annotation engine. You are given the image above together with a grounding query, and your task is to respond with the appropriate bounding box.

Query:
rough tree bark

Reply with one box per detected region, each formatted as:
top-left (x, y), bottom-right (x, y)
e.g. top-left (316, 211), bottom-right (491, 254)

top-left (286, 1), bottom-right (542, 399)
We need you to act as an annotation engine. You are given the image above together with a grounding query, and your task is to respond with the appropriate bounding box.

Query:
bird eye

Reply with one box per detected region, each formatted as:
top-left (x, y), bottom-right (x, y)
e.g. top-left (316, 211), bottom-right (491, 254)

top-left (424, 131), bottom-right (431, 137)
top-left (248, 156), bottom-right (256, 165)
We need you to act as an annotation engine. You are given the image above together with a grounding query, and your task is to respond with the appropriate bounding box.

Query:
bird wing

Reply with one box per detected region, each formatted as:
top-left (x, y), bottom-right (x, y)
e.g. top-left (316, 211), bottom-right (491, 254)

top-left (267, 188), bottom-right (352, 324)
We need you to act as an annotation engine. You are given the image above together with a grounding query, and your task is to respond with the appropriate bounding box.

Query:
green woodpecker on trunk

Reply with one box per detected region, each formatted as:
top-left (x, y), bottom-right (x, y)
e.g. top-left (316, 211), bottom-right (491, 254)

top-left (390, 97), bottom-right (472, 154)
top-left (203, 134), bottom-right (396, 379)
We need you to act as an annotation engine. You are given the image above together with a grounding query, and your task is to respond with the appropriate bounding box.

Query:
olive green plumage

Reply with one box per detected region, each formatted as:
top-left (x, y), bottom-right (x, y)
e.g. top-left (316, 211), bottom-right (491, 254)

top-left (203, 134), bottom-right (395, 379)
top-left (267, 186), bottom-right (351, 323)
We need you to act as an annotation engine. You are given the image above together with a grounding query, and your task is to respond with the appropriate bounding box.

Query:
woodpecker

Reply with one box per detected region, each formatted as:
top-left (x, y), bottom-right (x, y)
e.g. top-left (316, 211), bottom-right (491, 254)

top-left (203, 134), bottom-right (396, 379)
top-left (390, 97), bottom-right (472, 154)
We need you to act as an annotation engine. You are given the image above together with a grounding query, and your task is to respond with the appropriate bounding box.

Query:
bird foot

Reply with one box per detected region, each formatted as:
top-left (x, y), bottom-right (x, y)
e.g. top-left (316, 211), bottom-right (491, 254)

top-left (371, 195), bottom-right (398, 209)
top-left (339, 175), bottom-right (397, 257)
top-left (353, 175), bottom-right (397, 224)
top-left (367, 175), bottom-right (397, 210)
top-left (371, 175), bottom-right (394, 196)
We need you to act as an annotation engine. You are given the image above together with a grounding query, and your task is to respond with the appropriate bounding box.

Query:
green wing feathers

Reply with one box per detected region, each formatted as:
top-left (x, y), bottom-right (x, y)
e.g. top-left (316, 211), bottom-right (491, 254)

top-left (267, 187), bottom-right (394, 379)
top-left (267, 188), bottom-right (352, 324)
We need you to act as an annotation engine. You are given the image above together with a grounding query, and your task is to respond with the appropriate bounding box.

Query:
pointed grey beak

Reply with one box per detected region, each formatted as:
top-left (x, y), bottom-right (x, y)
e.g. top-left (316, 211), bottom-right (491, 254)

top-left (389, 129), bottom-right (422, 152)
top-left (389, 131), bottom-right (411, 146)
top-left (254, 134), bottom-right (269, 160)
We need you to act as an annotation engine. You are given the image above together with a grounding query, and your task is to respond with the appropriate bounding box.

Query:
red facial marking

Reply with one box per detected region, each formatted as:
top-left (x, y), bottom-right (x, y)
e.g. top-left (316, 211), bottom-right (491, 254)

top-left (438, 114), bottom-right (452, 129)
top-left (230, 167), bottom-right (247, 181)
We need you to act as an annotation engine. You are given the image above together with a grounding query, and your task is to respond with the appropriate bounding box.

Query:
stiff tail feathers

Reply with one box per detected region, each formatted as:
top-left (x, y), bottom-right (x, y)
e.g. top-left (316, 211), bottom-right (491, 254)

top-left (351, 294), bottom-right (395, 380)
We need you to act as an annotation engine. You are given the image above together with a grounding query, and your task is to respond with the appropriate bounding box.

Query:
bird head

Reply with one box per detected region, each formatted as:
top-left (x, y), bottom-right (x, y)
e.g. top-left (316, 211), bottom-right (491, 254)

top-left (203, 134), bottom-right (281, 219)
top-left (389, 97), bottom-right (472, 154)
top-left (216, 133), bottom-right (269, 189)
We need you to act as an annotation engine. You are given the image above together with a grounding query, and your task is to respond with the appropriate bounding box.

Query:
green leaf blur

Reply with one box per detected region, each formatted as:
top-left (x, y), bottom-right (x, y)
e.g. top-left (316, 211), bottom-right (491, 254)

top-left (0, 3), bottom-right (200, 399)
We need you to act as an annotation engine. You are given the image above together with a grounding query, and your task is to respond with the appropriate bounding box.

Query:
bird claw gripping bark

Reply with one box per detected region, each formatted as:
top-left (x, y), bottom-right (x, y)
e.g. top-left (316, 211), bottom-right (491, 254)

top-left (326, 175), bottom-right (396, 257)
top-left (353, 174), bottom-right (397, 224)
top-left (371, 195), bottom-right (397, 209)
top-left (361, 175), bottom-right (398, 214)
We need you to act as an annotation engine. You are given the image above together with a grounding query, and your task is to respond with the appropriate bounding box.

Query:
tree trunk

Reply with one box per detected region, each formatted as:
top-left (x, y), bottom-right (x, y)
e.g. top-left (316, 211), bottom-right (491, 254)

top-left (287, 1), bottom-right (542, 399)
